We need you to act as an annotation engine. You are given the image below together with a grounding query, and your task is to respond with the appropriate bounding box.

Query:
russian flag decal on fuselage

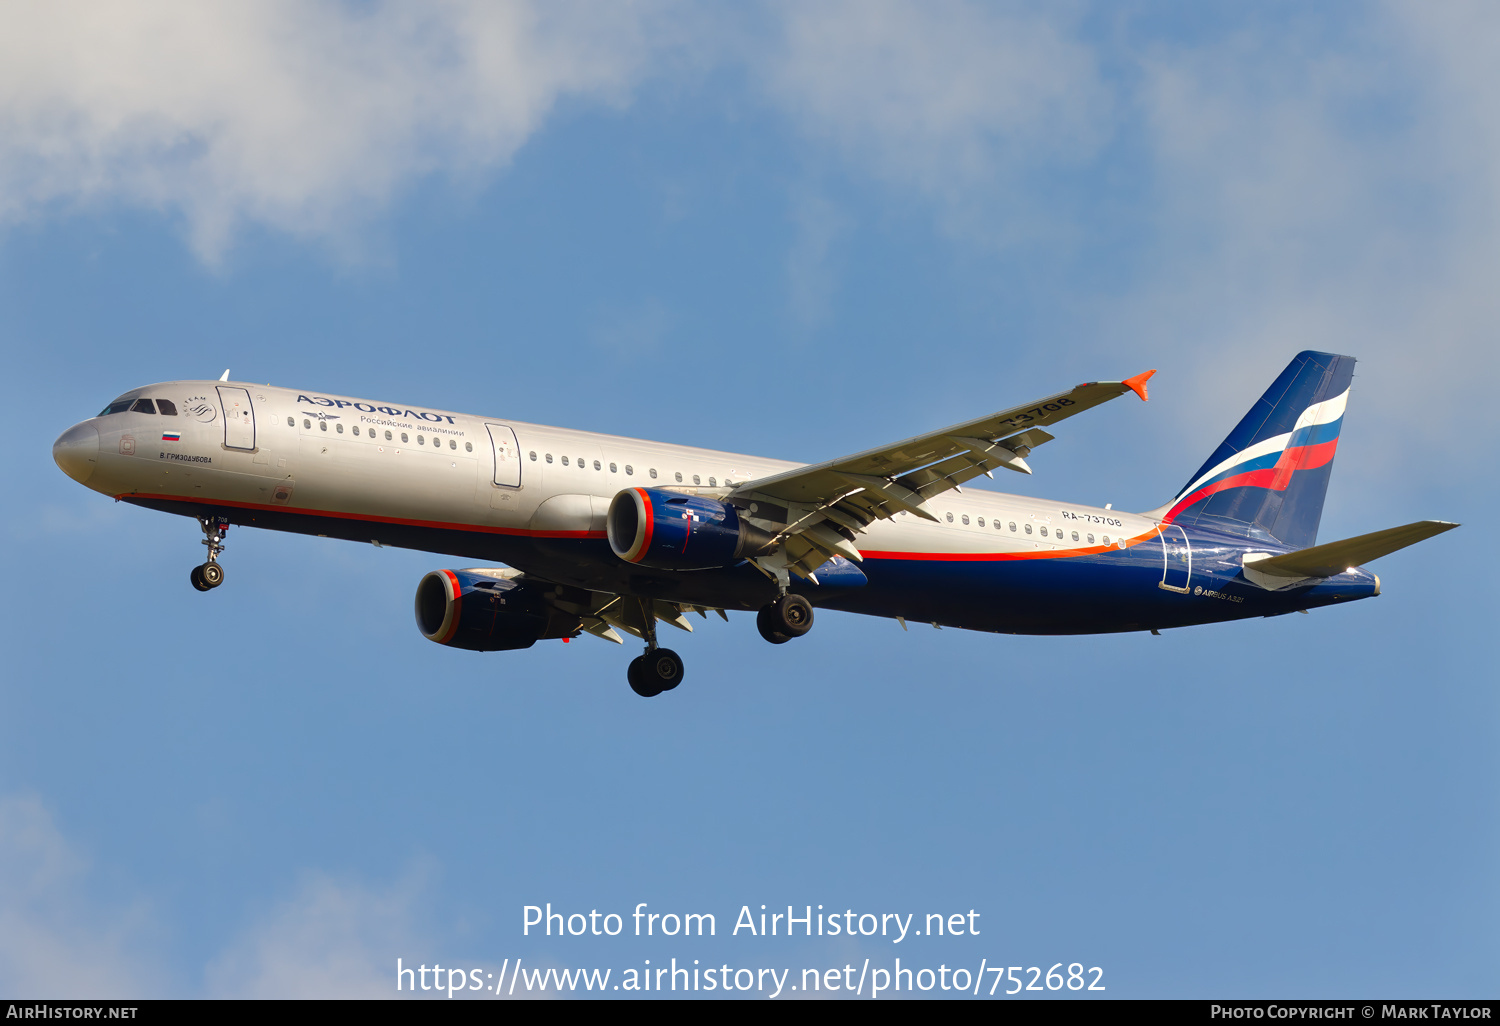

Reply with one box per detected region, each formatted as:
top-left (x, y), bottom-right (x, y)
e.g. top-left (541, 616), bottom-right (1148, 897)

top-left (161, 432), bottom-right (182, 442)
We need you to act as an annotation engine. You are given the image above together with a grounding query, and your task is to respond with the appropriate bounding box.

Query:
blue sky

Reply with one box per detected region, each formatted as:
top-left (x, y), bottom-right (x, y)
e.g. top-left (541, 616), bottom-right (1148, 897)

top-left (1, 1), bottom-right (1495, 999)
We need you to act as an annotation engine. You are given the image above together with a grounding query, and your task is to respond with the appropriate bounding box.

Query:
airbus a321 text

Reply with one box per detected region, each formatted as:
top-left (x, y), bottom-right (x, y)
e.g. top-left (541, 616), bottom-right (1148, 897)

top-left (53, 351), bottom-right (1455, 697)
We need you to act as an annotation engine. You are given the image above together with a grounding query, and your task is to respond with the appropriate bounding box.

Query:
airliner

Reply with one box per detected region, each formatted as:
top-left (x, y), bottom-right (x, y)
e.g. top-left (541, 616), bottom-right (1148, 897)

top-left (52, 351), bottom-right (1455, 697)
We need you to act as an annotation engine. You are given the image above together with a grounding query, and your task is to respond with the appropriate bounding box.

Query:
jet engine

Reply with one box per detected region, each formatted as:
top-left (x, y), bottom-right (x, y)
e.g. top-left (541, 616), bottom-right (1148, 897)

top-left (414, 569), bottom-right (573, 651)
top-left (607, 487), bottom-right (775, 571)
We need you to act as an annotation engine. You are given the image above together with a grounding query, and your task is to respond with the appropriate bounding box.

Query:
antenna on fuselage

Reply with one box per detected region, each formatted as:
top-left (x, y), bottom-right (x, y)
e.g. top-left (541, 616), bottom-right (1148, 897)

top-left (219, 369), bottom-right (230, 381)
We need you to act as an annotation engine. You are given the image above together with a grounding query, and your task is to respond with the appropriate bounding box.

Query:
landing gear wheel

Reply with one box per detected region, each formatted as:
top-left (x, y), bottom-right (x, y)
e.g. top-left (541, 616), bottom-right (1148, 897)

top-left (758, 594), bottom-right (813, 642)
top-left (199, 562), bottom-right (224, 588)
top-left (756, 607), bottom-right (791, 644)
top-left (190, 565), bottom-right (210, 592)
top-left (646, 648), bottom-right (684, 692)
top-left (627, 657), bottom-right (661, 698)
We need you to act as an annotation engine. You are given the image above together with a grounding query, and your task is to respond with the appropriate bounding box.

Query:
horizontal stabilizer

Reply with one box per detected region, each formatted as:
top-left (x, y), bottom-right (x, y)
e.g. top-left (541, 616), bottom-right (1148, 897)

top-left (1243, 520), bottom-right (1458, 579)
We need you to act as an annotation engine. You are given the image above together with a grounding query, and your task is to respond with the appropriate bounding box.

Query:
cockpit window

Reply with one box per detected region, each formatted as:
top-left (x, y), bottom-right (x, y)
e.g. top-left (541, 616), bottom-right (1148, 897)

top-left (156, 399), bottom-right (178, 416)
top-left (99, 399), bottom-right (134, 416)
top-left (131, 398), bottom-right (157, 414)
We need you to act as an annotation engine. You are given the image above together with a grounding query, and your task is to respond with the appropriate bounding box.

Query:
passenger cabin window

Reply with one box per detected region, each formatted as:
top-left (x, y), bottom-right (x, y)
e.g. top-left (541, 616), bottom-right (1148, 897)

top-left (400, 432), bottom-right (408, 443)
top-left (320, 421), bottom-right (328, 432)
top-left (450, 439), bottom-right (457, 450)
top-left (945, 512), bottom-right (954, 523)
top-left (545, 454), bottom-right (553, 463)
top-left (708, 477), bottom-right (716, 487)
top-left (304, 419), bottom-right (312, 429)
top-left (529, 451), bottom-right (537, 460)
top-left (1009, 522), bottom-right (1016, 531)
top-left (352, 426), bottom-right (359, 436)
top-left (649, 468), bottom-right (657, 479)
top-left (1087, 534), bottom-right (1095, 544)
top-left (675, 472), bottom-right (683, 482)
top-left (466, 442), bottom-right (473, 452)
top-left (286, 417), bottom-right (295, 427)
top-left (131, 399), bottom-right (156, 414)
top-left (560, 455), bottom-right (567, 465)
top-left (1024, 524), bottom-right (1032, 534)
top-left (978, 518), bottom-right (985, 527)
top-left (1039, 526), bottom-right (1047, 537)
top-left (156, 399), bottom-right (177, 416)
top-left (386, 430), bottom-right (393, 441)
top-left (1072, 531), bottom-right (1079, 541)
top-left (625, 465), bottom-right (634, 476)
top-left (594, 460), bottom-right (601, 470)
top-left (609, 463), bottom-right (617, 473)
top-left (418, 435), bottom-right (425, 445)
top-left (961, 515), bottom-right (969, 525)
top-left (692, 475), bottom-right (700, 485)
top-left (1102, 535), bottom-right (1110, 545)
top-left (336, 423), bottom-right (344, 433)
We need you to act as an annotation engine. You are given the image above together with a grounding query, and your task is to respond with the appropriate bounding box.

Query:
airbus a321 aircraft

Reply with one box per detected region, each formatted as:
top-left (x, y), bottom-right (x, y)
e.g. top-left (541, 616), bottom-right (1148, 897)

top-left (53, 351), bottom-right (1454, 697)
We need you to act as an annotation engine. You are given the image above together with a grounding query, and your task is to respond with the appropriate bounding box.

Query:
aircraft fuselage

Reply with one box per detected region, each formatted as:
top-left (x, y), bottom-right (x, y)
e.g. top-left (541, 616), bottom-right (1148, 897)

top-left (53, 379), bottom-right (1380, 636)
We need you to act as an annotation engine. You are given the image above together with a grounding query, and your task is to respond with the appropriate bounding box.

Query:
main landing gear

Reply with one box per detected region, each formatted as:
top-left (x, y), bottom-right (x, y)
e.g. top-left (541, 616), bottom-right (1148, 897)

top-left (627, 597), bottom-right (684, 698)
top-left (756, 593), bottom-right (814, 645)
top-left (190, 516), bottom-right (229, 592)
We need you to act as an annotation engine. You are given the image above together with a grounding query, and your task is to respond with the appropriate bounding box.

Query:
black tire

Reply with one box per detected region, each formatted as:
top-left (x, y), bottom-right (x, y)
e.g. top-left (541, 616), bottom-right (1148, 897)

top-left (756, 606), bottom-right (791, 644)
top-left (766, 594), bottom-right (814, 638)
top-left (200, 562), bottom-right (224, 588)
top-left (190, 565), bottom-right (210, 592)
top-left (627, 656), bottom-right (662, 698)
top-left (645, 648), bottom-right (684, 691)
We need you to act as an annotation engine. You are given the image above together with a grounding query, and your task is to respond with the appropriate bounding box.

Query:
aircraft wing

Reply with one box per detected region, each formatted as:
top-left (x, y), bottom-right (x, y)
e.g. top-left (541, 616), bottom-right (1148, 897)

top-left (1242, 520), bottom-right (1459, 580)
top-left (728, 370), bottom-right (1155, 578)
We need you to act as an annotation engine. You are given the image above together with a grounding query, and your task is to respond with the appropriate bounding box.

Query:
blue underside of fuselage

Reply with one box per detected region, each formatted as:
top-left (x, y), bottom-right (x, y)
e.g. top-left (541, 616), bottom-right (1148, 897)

top-left (126, 496), bottom-right (1379, 636)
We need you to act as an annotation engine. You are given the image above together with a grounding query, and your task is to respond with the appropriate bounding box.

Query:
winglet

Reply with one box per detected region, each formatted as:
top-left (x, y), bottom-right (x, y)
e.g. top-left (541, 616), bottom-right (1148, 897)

top-left (1123, 369), bottom-right (1155, 401)
top-left (219, 369), bottom-right (231, 382)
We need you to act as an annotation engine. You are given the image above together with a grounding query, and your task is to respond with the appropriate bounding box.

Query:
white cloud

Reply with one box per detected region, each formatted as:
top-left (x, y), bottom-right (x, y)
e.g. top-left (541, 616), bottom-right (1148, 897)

top-left (0, 795), bottom-right (156, 997)
top-left (753, 2), bottom-right (1500, 485)
top-left (0, 0), bottom-right (673, 261)
top-left (763, 0), bottom-right (1108, 243)
top-left (1116, 4), bottom-right (1500, 491)
top-left (204, 869), bottom-right (434, 998)
top-left (0, 790), bottom-right (454, 998)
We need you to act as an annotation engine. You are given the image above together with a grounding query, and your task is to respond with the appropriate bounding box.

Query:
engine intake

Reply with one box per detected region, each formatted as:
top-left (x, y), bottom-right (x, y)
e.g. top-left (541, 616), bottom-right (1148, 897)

top-left (607, 487), bottom-right (773, 570)
top-left (414, 570), bottom-right (567, 651)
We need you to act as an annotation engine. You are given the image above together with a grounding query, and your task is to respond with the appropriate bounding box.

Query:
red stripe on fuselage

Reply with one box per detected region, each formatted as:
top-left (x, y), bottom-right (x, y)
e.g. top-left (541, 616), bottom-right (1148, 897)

top-left (862, 528), bottom-right (1158, 562)
top-left (119, 492), bottom-right (606, 539)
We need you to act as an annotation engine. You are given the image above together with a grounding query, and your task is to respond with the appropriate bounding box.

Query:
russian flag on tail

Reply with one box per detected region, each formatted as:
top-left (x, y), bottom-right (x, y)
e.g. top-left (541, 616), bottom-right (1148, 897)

top-left (1156, 351), bottom-right (1355, 549)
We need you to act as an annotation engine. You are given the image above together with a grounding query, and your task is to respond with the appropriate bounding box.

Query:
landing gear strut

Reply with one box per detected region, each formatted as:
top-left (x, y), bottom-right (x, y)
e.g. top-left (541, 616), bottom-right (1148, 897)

top-left (756, 593), bottom-right (814, 645)
top-left (626, 597), bottom-right (684, 698)
top-left (191, 516), bottom-right (229, 592)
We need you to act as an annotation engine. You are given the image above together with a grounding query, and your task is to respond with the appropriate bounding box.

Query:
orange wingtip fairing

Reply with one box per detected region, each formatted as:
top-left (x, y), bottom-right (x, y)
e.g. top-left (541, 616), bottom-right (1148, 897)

top-left (1123, 369), bottom-right (1156, 401)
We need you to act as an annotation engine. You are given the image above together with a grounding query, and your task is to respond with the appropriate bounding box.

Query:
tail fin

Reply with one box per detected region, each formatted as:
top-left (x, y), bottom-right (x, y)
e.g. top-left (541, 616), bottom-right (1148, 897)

top-left (1155, 351), bottom-right (1354, 549)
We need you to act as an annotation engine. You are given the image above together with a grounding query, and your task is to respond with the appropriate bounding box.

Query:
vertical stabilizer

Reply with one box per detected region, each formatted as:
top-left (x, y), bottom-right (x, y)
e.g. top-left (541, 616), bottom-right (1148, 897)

top-left (1157, 351), bottom-right (1354, 549)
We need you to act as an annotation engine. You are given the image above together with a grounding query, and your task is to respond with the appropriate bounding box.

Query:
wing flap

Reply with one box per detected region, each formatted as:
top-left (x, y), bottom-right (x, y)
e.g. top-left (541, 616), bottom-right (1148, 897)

top-left (728, 372), bottom-right (1152, 581)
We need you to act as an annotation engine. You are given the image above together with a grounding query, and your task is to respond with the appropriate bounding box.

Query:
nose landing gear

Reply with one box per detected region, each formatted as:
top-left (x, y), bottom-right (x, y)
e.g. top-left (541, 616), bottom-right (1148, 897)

top-left (191, 516), bottom-right (229, 591)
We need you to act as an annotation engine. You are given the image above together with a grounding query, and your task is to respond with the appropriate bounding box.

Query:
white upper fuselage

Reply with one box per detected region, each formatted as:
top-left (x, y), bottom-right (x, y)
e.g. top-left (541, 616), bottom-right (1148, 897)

top-left (66, 379), bottom-right (1158, 562)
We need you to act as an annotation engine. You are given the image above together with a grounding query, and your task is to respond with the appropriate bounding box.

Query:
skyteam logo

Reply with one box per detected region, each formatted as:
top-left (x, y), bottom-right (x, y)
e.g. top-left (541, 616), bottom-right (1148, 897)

top-left (1163, 389), bottom-right (1347, 524)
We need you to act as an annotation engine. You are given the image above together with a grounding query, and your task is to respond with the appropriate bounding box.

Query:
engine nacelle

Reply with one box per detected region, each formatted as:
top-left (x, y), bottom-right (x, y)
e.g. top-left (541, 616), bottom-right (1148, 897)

top-left (414, 570), bottom-right (567, 651)
top-left (607, 487), bottom-right (774, 570)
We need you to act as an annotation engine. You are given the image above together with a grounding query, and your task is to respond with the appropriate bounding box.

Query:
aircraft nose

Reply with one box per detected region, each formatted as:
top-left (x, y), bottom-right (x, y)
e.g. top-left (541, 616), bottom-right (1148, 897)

top-left (53, 422), bottom-right (99, 484)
